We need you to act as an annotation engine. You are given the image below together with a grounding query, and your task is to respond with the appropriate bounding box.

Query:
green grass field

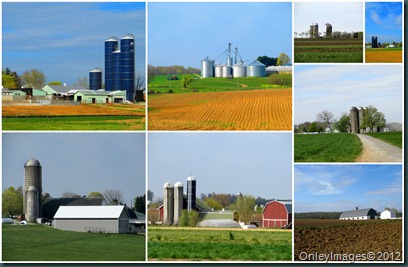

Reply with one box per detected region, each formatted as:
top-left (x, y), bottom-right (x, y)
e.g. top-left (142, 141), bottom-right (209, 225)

top-left (294, 133), bottom-right (362, 162)
top-left (148, 74), bottom-right (291, 94)
top-left (2, 115), bottom-right (145, 130)
top-left (148, 227), bottom-right (292, 261)
top-left (364, 131), bottom-right (402, 148)
top-left (294, 38), bottom-right (363, 63)
top-left (2, 224), bottom-right (145, 261)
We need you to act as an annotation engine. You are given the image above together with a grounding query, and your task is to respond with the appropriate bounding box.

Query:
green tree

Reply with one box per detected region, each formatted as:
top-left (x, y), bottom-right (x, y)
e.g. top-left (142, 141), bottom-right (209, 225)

top-left (204, 197), bottom-right (223, 210)
top-left (21, 69), bottom-right (46, 89)
top-left (2, 73), bottom-right (16, 88)
top-left (276, 52), bottom-right (291, 66)
top-left (2, 187), bottom-right (23, 217)
top-left (178, 210), bottom-right (200, 227)
top-left (47, 81), bottom-right (63, 85)
top-left (335, 113), bottom-right (350, 132)
top-left (236, 194), bottom-right (256, 224)
top-left (308, 122), bottom-right (320, 132)
top-left (361, 105), bottom-right (386, 132)
top-left (181, 74), bottom-right (193, 88)
top-left (257, 56), bottom-right (277, 67)
top-left (134, 194), bottom-right (146, 214)
top-left (87, 192), bottom-right (103, 198)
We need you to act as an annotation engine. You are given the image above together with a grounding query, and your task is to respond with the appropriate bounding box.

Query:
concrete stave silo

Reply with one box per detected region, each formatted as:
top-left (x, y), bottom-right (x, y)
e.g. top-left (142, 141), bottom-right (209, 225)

top-left (310, 23), bottom-right (319, 38)
top-left (26, 186), bottom-right (39, 223)
top-left (173, 182), bottom-right (184, 225)
top-left (163, 182), bottom-right (174, 225)
top-left (325, 23), bottom-right (332, 38)
top-left (24, 158), bottom-right (42, 219)
top-left (247, 60), bottom-right (266, 77)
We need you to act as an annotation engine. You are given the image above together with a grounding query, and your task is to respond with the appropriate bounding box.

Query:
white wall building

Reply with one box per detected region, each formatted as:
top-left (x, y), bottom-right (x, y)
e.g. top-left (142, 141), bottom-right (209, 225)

top-left (380, 209), bottom-right (397, 219)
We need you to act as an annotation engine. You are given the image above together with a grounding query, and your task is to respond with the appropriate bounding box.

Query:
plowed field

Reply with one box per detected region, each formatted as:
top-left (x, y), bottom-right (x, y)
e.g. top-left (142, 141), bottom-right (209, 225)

top-left (148, 89), bottom-right (292, 130)
top-left (365, 50), bottom-right (402, 63)
top-left (294, 219), bottom-right (402, 261)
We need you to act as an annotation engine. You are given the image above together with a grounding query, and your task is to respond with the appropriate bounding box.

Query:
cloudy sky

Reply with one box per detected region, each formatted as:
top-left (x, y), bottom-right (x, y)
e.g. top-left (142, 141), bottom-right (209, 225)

top-left (295, 164), bottom-right (402, 213)
top-left (2, 133), bottom-right (146, 206)
top-left (294, 65), bottom-right (402, 125)
top-left (148, 132), bottom-right (292, 201)
top-left (365, 2), bottom-right (402, 43)
top-left (148, 2), bottom-right (292, 68)
top-left (294, 2), bottom-right (363, 35)
top-left (2, 2), bottom-right (146, 86)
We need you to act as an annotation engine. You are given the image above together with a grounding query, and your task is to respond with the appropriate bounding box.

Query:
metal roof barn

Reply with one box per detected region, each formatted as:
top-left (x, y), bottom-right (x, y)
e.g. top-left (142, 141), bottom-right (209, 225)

top-left (53, 206), bottom-right (130, 233)
top-left (198, 219), bottom-right (241, 228)
top-left (339, 208), bottom-right (379, 220)
top-left (261, 200), bottom-right (292, 228)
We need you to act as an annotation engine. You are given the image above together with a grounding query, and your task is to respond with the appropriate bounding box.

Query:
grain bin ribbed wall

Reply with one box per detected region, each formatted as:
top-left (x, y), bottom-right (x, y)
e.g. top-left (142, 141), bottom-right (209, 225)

top-left (173, 182), bottom-right (184, 225)
top-left (222, 66), bottom-right (232, 78)
top-left (232, 63), bottom-right (246, 77)
top-left (201, 57), bottom-right (214, 78)
top-left (247, 60), bottom-right (266, 77)
top-left (120, 34), bottom-right (135, 101)
top-left (89, 69), bottom-right (102, 90)
top-left (24, 158), bottom-right (42, 217)
top-left (104, 37), bottom-right (118, 91)
top-left (163, 182), bottom-right (174, 225)
top-left (26, 186), bottom-right (38, 223)
top-left (215, 65), bottom-right (223, 78)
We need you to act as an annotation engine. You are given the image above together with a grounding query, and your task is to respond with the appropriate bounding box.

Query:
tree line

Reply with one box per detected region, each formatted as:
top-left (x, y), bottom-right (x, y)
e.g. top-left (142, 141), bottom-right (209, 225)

top-left (295, 105), bottom-right (386, 133)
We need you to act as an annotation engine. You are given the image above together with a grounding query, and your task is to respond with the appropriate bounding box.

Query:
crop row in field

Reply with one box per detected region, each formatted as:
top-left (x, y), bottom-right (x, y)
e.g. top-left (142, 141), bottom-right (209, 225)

top-left (365, 49), bottom-right (402, 63)
top-left (148, 227), bottom-right (292, 261)
top-left (294, 133), bottom-right (362, 162)
top-left (2, 224), bottom-right (145, 261)
top-left (363, 131), bottom-right (402, 148)
top-left (148, 88), bottom-right (292, 130)
top-left (294, 220), bottom-right (402, 261)
top-left (294, 38), bottom-right (363, 46)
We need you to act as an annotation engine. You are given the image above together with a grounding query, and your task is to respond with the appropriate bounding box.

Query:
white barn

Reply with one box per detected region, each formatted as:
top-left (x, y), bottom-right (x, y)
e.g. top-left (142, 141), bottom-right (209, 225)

top-left (380, 209), bottom-right (397, 219)
top-left (53, 206), bottom-right (130, 233)
top-left (339, 208), bottom-right (379, 220)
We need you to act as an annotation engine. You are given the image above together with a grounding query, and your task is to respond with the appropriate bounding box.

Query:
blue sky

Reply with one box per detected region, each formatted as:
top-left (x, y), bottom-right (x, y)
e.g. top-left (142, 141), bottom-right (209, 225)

top-left (148, 133), bottom-right (292, 201)
top-left (148, 2), bottom-right (292, 68)
top-left (294, 65), bottom-right (402, 125)
top-left (365, 2), bottom-right (402, 43)
top-left (2, 2), bottom-right (146, 86)
top-left (294, 2), bottom-right (363, 36)
top-left (2, 133), bottom-right (146, 206)
top-left (295, 165), bottom-right (402, 213)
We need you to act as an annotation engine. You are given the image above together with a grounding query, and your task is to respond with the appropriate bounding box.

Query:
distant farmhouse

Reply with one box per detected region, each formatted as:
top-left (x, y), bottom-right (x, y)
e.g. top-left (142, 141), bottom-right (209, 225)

top-left (340, 207), bottom-right (398, 220)
top-left (23, 158), bottom-right (144, 233)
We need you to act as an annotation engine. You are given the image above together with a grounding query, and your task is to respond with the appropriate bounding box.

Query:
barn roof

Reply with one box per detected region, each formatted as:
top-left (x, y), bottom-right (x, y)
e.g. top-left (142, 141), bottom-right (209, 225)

top-left (339, 208), bottom-right (378, 218)
top-left (199, 211), bottom-right (235, 220)
top-left (42, 198), bottom-right (106, 219)
top-left (54, 205), bottom-right (127, 219)
top-left (263, 200), bottom-right (292, 214)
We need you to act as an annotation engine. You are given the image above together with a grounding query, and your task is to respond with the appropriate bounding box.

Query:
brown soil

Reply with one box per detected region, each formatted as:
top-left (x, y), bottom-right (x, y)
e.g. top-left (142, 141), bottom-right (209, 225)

top-left (294, 220), bottom-right (402, 261)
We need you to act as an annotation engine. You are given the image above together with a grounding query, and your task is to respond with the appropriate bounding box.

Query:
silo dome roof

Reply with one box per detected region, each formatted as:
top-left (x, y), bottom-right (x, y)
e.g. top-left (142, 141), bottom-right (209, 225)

top-left (187, 176), bottom-right (196, 181)
top-left (174, 182), bottom-right (183, 187)
top-left (163, 182), bottom-right (173, 188)
top-left (248, 60), bottom-right (265, 67)
top-left (25, 158), bottom-right (41, 167)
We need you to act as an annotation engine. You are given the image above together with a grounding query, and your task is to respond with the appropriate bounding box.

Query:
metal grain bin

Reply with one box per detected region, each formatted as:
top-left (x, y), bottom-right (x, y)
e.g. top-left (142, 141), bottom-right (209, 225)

top-left (89, 68), bottom-right (102, 90)
top-left (247, 60), bottom-right (266, 77)
top-left (215, 65), bottom-right (223, 78)
top-left (222, 65), bottom-right (232, 78)
top-left (232, 62), bottom-right (246, 77)
top-left (201, 57), bottom-right (214, 78)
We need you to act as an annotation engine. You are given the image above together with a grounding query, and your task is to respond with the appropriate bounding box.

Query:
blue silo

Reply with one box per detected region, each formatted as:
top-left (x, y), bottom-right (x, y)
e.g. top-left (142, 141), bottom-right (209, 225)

top-left (104, 37), bottom-right (118, 91)
top-left (120, 33), bottom-right (135, 101)
top-left (113, 50), bottom-right (121, 90)
top-left (89, 68), bottom-right (102, 90)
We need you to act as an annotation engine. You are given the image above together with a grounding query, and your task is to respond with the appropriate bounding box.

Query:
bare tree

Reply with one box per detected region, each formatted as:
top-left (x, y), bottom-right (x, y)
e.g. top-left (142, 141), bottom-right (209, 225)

top-left (135, 72), bottom-right (145, 91)
top-left (317, 110), bottom-right (336, 133)
top-left (61, 191), bottom-right (81, 198)
top-left (102, 189), bottom-right (124, 205)
top-left (21, 69), bottom-right (46, 89)
top-left (74, 77), bottom-right (88, 88)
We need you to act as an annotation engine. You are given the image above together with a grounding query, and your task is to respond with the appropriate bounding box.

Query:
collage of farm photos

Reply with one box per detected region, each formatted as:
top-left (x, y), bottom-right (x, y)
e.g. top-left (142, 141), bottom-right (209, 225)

top-left (1, 0), bottom-right (403, 264)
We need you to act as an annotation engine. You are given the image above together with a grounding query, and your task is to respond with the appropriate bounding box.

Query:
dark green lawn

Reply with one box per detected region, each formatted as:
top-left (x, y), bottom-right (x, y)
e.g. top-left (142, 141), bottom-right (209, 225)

top-left (2, 224), bottom-right (145, 261)
top-left (364, 131), bottom-right (402, 148)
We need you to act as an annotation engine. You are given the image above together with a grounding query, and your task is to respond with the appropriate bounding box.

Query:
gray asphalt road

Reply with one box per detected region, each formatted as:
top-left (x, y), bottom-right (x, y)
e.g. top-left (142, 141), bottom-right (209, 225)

top-left (355, 134), bottom-right (402, 162)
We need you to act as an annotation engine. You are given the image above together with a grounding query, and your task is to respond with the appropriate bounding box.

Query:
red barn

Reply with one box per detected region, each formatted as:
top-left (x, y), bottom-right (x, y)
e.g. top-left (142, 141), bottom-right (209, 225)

top-left (261, 200), bottom-right (292, 228)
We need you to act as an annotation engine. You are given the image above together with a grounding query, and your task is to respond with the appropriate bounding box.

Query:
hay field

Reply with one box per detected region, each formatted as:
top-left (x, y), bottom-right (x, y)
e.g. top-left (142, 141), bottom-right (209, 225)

top-left (148, 89), bottom-right (292, 130)
top-left (365, 49), bottom-right (402, 63)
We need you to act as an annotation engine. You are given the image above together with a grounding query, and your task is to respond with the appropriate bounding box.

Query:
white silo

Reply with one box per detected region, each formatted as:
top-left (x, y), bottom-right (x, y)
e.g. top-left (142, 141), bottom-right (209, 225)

top-left (215, 65), bottom-right (223, 78)
top-left (222, 65), bottom-right (232, 78)
top-left (201, 57), bottom-right (214, 78)
top-left (232, 62), bottom-right (246, 77)
top-left (26, 186), bottom-right (38, 223)
top-left (173, 182), bottom-right (184, 225)
top-left (163, 182), bottom-right (174, 225)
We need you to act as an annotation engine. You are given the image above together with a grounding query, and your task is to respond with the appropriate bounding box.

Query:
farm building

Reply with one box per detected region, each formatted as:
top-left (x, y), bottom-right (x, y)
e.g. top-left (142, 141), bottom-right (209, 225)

top-left (42, 197), bottom-right (107, 220)
top-left (54, 206), bottom-right (131, 233)
top-left (261, 200), bottom-right (292, 228)
top-left (73, 90), bottom-right (126, 103)
top-left (339, 208), bottom-right (379, 220)
top-left (42, 85), bottom-right (87, 99)
top-left (198, 219), bottom-right (240, 228)
top-left (380, 209), bottom-right (397, 219)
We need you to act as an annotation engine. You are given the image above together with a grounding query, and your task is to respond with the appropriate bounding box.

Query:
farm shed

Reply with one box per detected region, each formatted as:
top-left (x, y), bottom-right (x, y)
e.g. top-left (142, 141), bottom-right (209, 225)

top-left (380, 209), bottom-right (397, 219)
top-left (198, 219), bottom-right (241, 228)
top-left (339, 208), bottom-right (379, 220)
top-left (42, 85), bottom-right (87, 99)
top-left (53, 205), bottom-right (130, 233)
top-left (261, 200), bottom-right (292, 228)
top-left (73, 90), bottom-right (126, 103)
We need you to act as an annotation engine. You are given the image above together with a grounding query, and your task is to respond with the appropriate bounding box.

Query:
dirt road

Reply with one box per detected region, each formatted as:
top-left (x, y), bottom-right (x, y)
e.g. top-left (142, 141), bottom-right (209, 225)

top-left (355, 134), bottom-right (402, 162)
